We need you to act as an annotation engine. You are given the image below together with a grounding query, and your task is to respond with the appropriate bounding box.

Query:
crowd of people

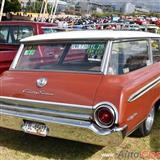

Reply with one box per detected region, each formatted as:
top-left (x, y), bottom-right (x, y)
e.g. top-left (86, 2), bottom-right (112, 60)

top-left (34, 15), bottom-right (160, 31)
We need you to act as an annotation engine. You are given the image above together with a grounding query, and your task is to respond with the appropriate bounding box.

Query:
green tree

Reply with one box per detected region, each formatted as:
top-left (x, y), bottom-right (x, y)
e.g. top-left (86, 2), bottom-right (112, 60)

top-left (0, 0), bottom-right (21, 13)
top-left (25, 0), bottom-right (52, 13)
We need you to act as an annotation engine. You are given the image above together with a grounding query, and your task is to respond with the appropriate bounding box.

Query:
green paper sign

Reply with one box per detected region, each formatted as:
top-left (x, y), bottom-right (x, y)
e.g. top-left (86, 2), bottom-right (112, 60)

top-left (24, 49), bottom-right (35, 56)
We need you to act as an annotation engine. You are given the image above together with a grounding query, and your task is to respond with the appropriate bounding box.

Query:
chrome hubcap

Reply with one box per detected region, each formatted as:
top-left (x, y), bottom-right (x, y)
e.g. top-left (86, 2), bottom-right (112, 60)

top-left (145, 107), bottom-right (155, 131)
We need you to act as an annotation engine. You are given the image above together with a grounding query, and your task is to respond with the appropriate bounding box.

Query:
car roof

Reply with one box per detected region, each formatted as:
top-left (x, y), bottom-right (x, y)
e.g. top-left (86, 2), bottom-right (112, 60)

top-left (0, 21), bottom-right (52, 26)
top-left (21, 30), bottom-right (160, 43)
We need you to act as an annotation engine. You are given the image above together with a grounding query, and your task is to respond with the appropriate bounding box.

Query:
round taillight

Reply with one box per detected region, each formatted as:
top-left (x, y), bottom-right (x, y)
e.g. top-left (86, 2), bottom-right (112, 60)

top-left (94, 106), bottom-right (116, 128)
top-left (98, 108), bottom-right (113, 124)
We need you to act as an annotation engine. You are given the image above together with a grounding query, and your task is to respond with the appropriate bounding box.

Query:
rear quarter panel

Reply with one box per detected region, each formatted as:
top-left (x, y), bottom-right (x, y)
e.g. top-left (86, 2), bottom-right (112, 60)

top-left (94, 63), bottom-right (160, 134)
top-left (121, 63), bottom-right (160, 134)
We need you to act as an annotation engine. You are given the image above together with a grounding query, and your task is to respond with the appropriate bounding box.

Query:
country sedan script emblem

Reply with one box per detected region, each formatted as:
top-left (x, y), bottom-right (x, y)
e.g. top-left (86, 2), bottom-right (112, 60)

top-left (22, 89), bottom-right (54, 96)
top-left (37, 78), bottom-right (47, 88)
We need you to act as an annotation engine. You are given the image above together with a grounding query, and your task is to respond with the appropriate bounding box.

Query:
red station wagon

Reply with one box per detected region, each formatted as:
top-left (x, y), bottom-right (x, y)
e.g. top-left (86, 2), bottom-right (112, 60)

top-left (0, 30), bottom-right (160, 146)
top-left (0, 21), bottom-right (53, 74)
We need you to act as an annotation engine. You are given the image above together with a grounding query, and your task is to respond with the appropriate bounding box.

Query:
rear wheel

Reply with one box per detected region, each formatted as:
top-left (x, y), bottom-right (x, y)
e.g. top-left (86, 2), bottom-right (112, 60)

top-left (130, 107), bottom-right (155, 137)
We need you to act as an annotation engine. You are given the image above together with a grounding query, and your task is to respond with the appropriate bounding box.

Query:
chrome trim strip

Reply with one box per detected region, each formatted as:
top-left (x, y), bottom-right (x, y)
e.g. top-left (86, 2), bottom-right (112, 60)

top-left (10, 44), bottom-right (24, 69)
top-left (101, 41), bottom-right (111, 74)
top-left (10, 68), bottom-right (103, 75)
top-left (0, 96), bottom-right (93, 117)
top-left (0, 109), bottom-right (91, 129)
top-left (104, 41), bottom-right (113, 75)
top-left (0, 96), bottom-right (91, 109)
top-left (0, 104), bottom-right (91, 121)
top-left (128, 76), bottom-right (160, 102)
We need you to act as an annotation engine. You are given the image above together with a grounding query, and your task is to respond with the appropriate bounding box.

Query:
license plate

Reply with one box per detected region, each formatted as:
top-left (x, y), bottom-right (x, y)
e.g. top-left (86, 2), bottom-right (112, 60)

top-left (22, 121), bottom-right (49, 137)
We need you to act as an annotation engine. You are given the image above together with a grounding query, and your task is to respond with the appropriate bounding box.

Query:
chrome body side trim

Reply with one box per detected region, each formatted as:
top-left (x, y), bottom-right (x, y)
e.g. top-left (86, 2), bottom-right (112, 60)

top-left (128, 76), bottom-right (160, 102)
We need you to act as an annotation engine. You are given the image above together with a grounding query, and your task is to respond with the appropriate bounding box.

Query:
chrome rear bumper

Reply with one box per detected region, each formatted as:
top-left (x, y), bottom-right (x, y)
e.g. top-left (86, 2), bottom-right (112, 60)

top-left (0, 97), bottom-right (127, 146)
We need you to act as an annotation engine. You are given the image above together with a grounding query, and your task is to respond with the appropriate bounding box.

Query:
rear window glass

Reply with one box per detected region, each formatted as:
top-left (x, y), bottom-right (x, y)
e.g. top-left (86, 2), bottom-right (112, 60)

top-left (16, 41), bottom-right (106, 73)
top-left (0, 26), bottom-right (34, 44)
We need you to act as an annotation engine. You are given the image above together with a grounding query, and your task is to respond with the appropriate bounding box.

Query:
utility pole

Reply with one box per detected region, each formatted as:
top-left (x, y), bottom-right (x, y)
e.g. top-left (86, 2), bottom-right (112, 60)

top-left (0, 0), bottom-right (5, 21)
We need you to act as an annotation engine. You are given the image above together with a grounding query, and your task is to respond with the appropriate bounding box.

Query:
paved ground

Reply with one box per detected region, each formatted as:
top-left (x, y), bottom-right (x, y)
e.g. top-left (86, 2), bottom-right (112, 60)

top-left (0, 112), bottom-right (159, 160)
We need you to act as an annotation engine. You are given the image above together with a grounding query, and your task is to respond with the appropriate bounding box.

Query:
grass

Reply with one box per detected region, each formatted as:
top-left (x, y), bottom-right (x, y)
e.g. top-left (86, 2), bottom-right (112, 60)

top-left (0, 111), bottom-right (159, 160)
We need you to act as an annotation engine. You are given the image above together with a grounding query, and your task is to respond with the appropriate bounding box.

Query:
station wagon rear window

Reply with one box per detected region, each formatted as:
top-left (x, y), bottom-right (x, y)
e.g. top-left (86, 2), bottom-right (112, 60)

top-left (15, 41), bottom-right (106, 72)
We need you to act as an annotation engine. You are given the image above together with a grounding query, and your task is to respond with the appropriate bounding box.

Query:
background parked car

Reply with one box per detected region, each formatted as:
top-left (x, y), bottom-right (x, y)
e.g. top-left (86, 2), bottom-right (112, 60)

top-left (0, 21), bottom-right (53, 74)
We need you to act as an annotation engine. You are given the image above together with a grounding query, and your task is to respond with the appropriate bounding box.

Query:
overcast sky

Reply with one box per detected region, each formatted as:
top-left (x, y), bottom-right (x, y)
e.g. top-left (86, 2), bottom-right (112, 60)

top-left (98, 0), bottom-right (160, 11)
top-left (21, 0), bottom-right (160, 12)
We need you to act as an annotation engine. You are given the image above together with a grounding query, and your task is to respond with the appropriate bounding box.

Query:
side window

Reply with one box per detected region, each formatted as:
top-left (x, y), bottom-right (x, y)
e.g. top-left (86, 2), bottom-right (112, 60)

top-left (151, 39), bottom-right (160, 63)
top-left (0, 26), bottom-right (34, 44)
top-left (0, 26), bottom-right (9, 43)
top-left (109, 40), bottom-right (150, 75)
top-left (9, 26), bottom-right (19, 43)
top-left (18, 26), bottom-right (33, 40)
top-left (9, 26), bottom-right (34, 44)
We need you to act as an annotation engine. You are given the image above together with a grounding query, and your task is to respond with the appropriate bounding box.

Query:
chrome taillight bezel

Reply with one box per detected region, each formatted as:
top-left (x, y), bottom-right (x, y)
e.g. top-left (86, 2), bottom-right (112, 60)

top-left (93, 102), bottom-right (118, 129)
